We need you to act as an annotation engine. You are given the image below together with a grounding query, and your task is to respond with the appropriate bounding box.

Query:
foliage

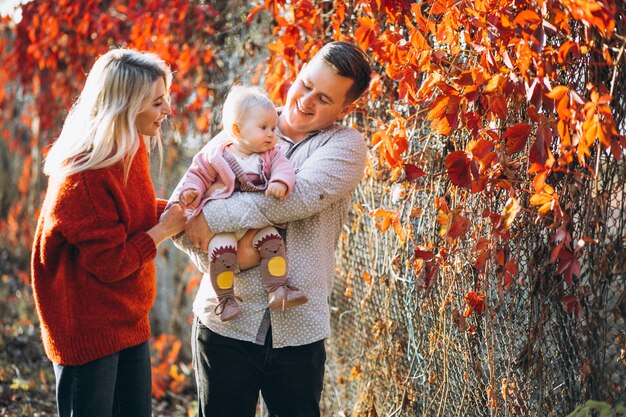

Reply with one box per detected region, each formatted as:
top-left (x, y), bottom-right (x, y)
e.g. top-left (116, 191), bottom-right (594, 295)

top-left (150, 333), bottom-right (192, 401)
top-left (256, 0), bottom-right (625, 319)
top-left (1, 0), bottom-right (625, 414)
top-left (0, 0), bottom-right (225, 254)
top-left (254, 0), bottom-right (625, 413)
top-left (567, 400), bottom-right (626, 417)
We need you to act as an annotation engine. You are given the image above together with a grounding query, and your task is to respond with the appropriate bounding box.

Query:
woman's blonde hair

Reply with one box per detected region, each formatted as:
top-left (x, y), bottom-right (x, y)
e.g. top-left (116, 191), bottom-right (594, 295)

top-left (222, 84), bottom-right (275, 137)
top-left (44, 48), bottom-right (172, 180)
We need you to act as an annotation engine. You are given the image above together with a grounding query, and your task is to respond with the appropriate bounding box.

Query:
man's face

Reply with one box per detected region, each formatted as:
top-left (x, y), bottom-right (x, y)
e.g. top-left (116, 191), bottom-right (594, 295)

top-left (281, 58), bottom-right (355, 139)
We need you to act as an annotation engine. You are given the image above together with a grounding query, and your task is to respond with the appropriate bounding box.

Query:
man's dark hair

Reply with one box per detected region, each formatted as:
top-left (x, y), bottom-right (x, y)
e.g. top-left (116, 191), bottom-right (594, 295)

top-left (314, 41), bottom-right (372, 104)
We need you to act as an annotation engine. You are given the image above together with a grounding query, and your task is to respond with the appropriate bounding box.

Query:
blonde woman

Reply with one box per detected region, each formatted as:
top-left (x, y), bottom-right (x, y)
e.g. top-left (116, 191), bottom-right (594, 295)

top-left (31, 49), bottom-right (186, 417)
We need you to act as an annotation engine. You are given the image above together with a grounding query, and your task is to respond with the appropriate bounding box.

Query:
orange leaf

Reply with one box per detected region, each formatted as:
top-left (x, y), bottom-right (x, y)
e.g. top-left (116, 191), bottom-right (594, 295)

top-left (513, 10), bottom-right (542, 27)
top-left (245, 4), bottom-right (264, 25)
top-left (530, 184), bottom-right (557, 214)
top-left (393, 218), bottom-right (407, 243)
top-left (484, 74), bottom-right (503, 93)
top-left (545, 85), bottom-right (569, 100)
top-left (195, 115), bottom-right (209, 132)
top-left (489, 95), bottom-right (508, 119)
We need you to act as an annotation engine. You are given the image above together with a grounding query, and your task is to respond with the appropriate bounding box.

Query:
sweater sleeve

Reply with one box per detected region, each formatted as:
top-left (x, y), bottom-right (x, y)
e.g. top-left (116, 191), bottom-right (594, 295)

top-left (201, 128), bottom-right (367, 233)
top-left (57, 173), bottom-right (157, 283)
top-left (156, 198), bottom-right (168, 218)
top-left (267, 147), bottom-right (296, 193)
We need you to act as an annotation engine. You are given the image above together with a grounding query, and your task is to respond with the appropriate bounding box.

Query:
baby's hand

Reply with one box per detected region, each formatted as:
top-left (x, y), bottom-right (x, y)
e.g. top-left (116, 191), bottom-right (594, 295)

top-left (265, 182), bottom-right (288, 199)
top-left (180, 190), bottom-right (200, 209)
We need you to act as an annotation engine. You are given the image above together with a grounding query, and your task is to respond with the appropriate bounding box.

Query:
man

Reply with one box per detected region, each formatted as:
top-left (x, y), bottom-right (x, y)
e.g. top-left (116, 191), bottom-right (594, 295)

top-left (171, 41), bottom-right (372, 416)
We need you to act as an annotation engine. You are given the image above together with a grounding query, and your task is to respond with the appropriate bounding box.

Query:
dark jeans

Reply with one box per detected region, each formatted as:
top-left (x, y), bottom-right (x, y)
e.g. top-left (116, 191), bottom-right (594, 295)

top-left (53, 341), bottom-right (152, 417)
top-left (191, 318), bottom-right (326, 417)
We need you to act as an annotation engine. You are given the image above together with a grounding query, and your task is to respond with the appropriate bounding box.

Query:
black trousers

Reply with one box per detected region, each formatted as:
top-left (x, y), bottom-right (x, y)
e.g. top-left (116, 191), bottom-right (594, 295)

top-left (191, 318), bottom-right (326, 417)
top-left (53, 341), bottom-right (152, 417)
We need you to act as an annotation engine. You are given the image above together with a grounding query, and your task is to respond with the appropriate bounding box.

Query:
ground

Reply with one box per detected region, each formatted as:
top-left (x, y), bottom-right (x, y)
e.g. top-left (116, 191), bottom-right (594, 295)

top-left (0, 250), bottom-right (197, 417)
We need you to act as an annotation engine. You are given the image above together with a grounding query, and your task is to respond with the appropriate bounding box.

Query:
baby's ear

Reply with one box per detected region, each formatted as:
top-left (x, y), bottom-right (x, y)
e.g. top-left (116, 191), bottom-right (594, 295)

top-left (231, 123), bottom-right (241, 137)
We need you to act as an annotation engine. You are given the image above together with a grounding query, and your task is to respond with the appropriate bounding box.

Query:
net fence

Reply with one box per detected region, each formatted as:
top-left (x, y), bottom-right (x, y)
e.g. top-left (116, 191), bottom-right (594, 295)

top-left (323, 149), bottom-right (625, 416)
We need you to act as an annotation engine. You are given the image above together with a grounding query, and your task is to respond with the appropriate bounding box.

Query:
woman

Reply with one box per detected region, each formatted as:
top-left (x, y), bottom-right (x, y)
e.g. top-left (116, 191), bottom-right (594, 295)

top-left (31, 49), bottom-right (186, 417)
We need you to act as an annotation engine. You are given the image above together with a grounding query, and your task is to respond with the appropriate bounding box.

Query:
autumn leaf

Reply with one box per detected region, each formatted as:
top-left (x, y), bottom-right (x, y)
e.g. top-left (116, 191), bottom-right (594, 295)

top-left (561, 294), bottom-right (582, 319)
top-left (245, 5), bottom-right (264, 25)
top-left (555, 248), bottom-right (581, 287)
top-left (447, 213), bottom-right (471, 239)
top-left (503, 123), bottom-right (532, 154)
top-left (529, 127), bottom-right (555, 173)
top-left (369, 208), bottom-right (395, 232)
top-left (464, 291), bottom-right (486, 317)
top-left (530, 184), bottom-right (558, 214)
top-left (513, 9), bottom-right (542, 27)
top-left (445, 151), bottom-right (472, 188)
top-left (426, 93), bottom-right (460, 135)
top-left (405, 163), bottom-right (426, 181)
top-left (545, 85), bottom-right (569, 100)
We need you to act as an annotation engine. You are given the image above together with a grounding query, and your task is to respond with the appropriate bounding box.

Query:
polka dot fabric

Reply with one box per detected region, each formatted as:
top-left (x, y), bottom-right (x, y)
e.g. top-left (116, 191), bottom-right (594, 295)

top-left (171, 122), bottom-right (367, 348)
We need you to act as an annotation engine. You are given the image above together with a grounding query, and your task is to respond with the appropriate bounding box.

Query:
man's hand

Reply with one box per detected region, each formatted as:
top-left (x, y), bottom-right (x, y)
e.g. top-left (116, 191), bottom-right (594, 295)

top-left (185, 212), bottom-right (214, 253)
top-left (265, 181), bottom-right (289, 199)
top-left (237, 229), bottom-right (261, 270)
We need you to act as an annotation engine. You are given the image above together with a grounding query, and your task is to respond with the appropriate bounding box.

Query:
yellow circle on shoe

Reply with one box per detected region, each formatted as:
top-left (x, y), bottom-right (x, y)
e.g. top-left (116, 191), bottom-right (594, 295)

top-left (268, 256), bottom-right (286, 276)
top-left (216, 271), bottom-right (234, 289)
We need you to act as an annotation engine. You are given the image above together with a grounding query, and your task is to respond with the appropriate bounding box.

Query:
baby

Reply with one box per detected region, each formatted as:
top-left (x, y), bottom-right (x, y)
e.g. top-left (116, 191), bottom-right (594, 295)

top-left (179, 85), bottom-right (307, 321)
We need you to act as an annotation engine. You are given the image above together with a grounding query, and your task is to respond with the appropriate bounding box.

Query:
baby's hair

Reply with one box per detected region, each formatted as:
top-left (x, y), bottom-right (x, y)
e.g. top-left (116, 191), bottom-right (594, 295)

top-left (222, 84), bottom-right (275, 136)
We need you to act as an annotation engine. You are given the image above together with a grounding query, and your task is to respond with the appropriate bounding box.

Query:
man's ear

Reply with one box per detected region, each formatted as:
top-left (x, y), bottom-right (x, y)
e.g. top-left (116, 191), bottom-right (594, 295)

top-left (336, 102), bottom-right (356, 120)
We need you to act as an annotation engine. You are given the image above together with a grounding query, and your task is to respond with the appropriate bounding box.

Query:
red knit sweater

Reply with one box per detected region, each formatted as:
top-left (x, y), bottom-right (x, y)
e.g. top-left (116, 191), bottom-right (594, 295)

top-left (31, 140), bottom-right (167, 365)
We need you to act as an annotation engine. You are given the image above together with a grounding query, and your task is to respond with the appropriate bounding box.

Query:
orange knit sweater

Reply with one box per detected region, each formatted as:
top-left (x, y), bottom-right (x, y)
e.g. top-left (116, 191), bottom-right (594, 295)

top-left (31, 140), bottom-right (167, 365)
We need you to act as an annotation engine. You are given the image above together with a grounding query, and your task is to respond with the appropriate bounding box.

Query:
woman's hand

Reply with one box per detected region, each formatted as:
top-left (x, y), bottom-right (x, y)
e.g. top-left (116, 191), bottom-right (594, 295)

top-left (147, 203), bottom-right (187, 246)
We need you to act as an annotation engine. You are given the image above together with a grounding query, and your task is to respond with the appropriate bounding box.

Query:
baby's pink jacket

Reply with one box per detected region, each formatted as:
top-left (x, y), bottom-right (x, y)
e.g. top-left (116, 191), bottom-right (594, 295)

top-left (181, 136), bottom-right (296, 217)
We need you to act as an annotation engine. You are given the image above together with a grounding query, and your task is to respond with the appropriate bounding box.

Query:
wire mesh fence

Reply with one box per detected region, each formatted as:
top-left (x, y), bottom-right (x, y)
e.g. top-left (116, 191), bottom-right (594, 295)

top-left (323, 151), bottom-right (625, 416)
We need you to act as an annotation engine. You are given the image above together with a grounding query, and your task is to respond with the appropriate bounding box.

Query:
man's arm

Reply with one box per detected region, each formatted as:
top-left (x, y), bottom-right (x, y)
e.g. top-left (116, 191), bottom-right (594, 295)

top-left (202, 127), bottom-right (367, 233)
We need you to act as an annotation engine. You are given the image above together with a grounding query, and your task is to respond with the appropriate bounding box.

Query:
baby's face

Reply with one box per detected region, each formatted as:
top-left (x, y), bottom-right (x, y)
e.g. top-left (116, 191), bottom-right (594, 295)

top-left (234, 107), bottom-right (278, 155)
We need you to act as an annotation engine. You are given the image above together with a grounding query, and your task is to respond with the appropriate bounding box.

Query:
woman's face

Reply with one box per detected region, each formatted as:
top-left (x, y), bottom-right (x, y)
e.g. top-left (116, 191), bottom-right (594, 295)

top-left (136, 78), bottom-right (171, 136)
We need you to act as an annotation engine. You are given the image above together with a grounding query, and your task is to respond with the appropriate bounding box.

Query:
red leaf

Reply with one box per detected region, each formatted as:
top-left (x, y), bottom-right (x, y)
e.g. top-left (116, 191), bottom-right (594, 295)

top-left (405, 164), bottom-right (426, 181)
top-left (502, 123), bottom-right (532, 155)
top-left (490, 95), bottom-right (508, 119)
top-left (445, 151), bottom-right (472, 188)
top-left (561, 294), bottom-right (582, 319)
top-left (447, 214), bottom-right (471, 239)
top-left (464, 291), bottom-right (486, 317)
top-left (555, 248), bottom-right (581, 287)
top-left (412, 249), bottom-right (435, 261)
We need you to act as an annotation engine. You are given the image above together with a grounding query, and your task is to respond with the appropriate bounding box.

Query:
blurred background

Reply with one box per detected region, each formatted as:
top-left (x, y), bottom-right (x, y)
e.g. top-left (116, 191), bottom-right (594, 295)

top-left (1, 1), bottom-right (625, 416)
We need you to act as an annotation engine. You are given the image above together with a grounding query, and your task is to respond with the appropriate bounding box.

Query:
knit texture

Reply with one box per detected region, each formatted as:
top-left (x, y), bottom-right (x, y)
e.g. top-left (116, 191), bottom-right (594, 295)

top-left (31, 140), bottom-right (160, 365)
